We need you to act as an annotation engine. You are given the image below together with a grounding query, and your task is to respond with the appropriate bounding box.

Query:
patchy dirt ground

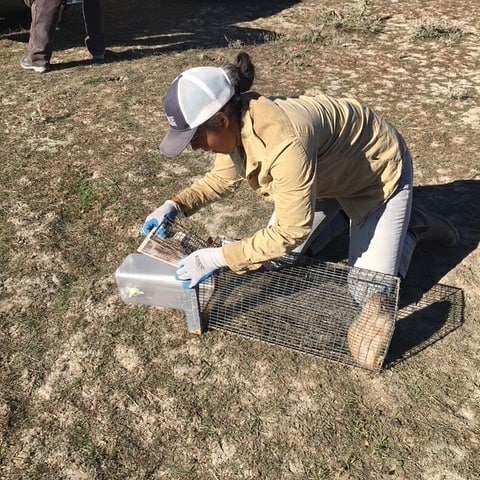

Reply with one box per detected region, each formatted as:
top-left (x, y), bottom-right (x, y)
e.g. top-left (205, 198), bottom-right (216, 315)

top-left (0, 0), bottom-right (479, 479)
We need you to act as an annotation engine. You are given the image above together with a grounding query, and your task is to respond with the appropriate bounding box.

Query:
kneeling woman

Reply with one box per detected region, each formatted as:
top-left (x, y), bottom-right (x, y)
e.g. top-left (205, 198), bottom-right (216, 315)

top-left (142, 52), bottom-right (458, 368)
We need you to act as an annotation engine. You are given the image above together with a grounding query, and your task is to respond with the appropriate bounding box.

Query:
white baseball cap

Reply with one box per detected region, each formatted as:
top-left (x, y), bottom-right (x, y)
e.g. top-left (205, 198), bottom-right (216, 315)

top-left (159, 66), bottom-right (235, 158)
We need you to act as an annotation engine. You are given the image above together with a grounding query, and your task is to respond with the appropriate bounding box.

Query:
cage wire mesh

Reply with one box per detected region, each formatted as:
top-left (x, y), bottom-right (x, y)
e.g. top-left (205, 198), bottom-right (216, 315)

top-left (201, 257), bottom-right (400, 371)
top-left (385, 282), bottom-right (464, 367)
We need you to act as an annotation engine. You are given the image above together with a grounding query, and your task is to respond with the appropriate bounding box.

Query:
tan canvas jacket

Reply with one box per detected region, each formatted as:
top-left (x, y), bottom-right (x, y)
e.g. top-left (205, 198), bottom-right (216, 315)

top-left (174, 93), bottom-right (406, 273)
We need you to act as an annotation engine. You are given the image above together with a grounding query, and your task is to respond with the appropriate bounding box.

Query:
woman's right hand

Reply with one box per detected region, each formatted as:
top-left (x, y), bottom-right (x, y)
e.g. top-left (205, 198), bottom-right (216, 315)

top-left (142, 200), bottom-right (182, 238)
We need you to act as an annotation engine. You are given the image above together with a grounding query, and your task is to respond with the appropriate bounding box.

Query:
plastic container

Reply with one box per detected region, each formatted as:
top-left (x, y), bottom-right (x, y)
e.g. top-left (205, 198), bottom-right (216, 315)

top-left (115, 253), bottom-right (185, 309)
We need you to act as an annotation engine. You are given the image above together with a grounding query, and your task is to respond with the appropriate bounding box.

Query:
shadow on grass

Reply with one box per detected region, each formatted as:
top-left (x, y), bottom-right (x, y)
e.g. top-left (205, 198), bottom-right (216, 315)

top-left (0, 1), bottom-right (31, 33)
top-left (1, 0), bottom-right (299, 68)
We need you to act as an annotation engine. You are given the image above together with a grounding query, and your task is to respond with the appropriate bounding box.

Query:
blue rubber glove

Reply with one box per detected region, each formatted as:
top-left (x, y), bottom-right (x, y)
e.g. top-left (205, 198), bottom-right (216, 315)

top-left (176, 247), bottom-right (227, 288)
top-left (142, 200), bottom-right (182, 238)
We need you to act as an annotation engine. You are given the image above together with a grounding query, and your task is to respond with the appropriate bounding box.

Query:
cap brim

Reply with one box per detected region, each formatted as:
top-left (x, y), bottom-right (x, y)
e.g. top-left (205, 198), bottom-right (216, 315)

top-left (159, 127), bottom-right (197, 158)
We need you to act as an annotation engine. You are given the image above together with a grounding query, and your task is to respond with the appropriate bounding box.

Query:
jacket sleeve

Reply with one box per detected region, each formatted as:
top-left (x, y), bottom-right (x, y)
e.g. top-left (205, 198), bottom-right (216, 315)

top-left (222, 139), bottom-right (317, 272)
top-left (173, 153), bottom-right (241, 216)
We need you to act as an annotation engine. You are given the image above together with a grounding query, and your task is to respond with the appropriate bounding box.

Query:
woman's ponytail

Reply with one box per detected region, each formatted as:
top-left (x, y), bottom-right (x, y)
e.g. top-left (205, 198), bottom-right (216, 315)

top-left (222, 52), bottom-right (255, 94)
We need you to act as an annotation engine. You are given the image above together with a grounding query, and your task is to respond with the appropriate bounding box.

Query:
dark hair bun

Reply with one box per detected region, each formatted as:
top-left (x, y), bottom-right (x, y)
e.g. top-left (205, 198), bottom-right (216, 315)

top-left (222, 52), bottom-right (255, 94)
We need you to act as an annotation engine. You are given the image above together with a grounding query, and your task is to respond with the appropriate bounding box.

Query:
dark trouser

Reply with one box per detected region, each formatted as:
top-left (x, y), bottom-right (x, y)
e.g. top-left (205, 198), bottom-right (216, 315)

top-left (82, 0), bottom-right (106, 57)
top-left (27, 0), bottom-right (63, 66)
top-left (28, 0), bottom-right (105, 67)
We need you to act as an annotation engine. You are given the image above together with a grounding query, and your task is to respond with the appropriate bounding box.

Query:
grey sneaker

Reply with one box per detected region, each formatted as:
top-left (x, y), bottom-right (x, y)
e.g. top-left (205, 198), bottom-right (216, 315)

top-left (20, 57), bottom-right (48, 73)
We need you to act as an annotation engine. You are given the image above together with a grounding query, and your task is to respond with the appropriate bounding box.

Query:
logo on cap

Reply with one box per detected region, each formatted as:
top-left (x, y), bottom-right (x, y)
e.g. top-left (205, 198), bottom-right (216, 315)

top-left (166, 115), bottom-right (177, 128)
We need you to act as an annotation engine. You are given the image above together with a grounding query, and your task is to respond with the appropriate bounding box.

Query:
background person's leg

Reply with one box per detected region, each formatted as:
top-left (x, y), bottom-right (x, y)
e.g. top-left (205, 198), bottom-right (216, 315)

top-left (25, 0), bottom-right (63, 69)
top-left (82, 0), bottom-right (105, 59)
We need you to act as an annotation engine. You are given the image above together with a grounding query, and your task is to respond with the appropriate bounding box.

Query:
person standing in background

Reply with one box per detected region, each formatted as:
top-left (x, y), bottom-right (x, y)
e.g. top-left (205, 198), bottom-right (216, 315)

top-left (21, 0), bottom-right (105, 73)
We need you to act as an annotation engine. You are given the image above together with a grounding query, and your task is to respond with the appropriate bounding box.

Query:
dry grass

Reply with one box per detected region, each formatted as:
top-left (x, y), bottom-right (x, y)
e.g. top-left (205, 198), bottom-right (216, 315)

top-left (1, 0), bottom-right (480, 479)
top-left (409, 17), bottom-right (464, 43)
top-left (316, 0), bottom-right (385, 35)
